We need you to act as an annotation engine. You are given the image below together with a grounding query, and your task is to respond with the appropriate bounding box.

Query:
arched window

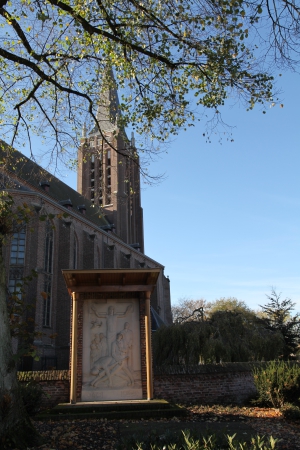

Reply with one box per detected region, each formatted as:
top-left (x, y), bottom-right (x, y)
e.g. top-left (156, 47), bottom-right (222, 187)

top-left (43, 221), bottom-right (53, 327)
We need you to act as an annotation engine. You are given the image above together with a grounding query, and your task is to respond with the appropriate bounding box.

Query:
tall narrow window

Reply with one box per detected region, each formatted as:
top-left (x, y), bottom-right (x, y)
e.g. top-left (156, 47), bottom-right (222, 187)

top-left (90, 154), bottom-right (95, 201)
top-left (10, 229), bottom-right (26, 265)
top-left (43, 274), bottom-right (52, 328)
top-left (43, 221), bottom-right (53, 327)
top-left (9, 227), bottom-right (26, 300)
top-left (73, 233), bottom-right (78, 269)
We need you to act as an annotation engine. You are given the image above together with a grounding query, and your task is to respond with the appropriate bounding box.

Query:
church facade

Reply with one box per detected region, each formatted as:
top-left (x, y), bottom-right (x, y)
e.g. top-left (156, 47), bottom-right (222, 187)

top-left (1, 91), bottom-right (171, 370)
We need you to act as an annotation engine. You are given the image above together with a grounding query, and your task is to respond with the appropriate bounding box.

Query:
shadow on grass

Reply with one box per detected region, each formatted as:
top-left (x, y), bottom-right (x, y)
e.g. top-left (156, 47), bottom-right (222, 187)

top-left (117, 404), bottom-right (295, 450)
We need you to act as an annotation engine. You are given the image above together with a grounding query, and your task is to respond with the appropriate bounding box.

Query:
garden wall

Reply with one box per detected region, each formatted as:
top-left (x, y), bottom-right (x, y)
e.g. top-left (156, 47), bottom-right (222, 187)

top-left (153, 363), bottom-right (257, 404)
top-left (18, 363), bottom-right (258, 408)
top-left (18, 370), bottom-right (70, 409)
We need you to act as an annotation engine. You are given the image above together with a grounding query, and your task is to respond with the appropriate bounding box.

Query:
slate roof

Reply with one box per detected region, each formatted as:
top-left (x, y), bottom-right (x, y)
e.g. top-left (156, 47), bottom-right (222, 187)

top-left (0, 143), bottom-right (109, 229)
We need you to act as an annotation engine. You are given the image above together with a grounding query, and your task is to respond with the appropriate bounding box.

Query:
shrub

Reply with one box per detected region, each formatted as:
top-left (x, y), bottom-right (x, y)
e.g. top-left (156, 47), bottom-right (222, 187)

top-left (252, 361), bottom-right (300, 407)
top-left (281, 403), bottom-right (300, 421)
top-left (17, 381), bottom-right (45, 416)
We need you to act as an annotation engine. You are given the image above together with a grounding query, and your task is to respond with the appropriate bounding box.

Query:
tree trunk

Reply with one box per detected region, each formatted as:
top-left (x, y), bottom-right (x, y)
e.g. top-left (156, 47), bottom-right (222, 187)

top-left (0, 245), bottom-right (38, 448)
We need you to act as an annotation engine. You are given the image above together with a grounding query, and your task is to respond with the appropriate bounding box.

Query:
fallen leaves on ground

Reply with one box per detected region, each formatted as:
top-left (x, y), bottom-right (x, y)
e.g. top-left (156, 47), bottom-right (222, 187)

top-left (185, 405), bottom-right (300, 449)
top-left (27, 405), bottom-right (300, 450)
top-left (30, 418), bottom-right (119, 450)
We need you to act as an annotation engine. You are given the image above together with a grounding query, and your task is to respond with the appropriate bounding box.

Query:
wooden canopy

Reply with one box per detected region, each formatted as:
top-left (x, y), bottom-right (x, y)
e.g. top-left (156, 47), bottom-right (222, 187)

top-left (62, 268), bottom-right (161, 402)
top-left (62, 268), bottom-right (161, 295)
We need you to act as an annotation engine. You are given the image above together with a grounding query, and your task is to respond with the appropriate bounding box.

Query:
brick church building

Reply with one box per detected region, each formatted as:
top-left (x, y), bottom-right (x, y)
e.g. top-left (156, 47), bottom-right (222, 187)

top-left (1, 87), bottom-right (171, 370)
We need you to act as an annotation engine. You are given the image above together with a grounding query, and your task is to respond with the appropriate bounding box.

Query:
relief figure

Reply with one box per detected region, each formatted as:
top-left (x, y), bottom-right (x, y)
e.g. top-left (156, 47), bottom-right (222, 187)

top-left (90, 333), bottom-right (107, 366)
top-left (90, 333), bottom-right (134, 388)
top-left (91, 304), bottom-right (133, 356)
top-left (121, 322), bottom-right (133, 371)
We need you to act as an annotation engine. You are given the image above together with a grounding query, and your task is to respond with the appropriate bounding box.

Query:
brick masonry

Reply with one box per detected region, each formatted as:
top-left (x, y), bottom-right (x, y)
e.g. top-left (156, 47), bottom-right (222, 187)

top-left (153, 371), bottom-right (256, 405)
top-left (4, 175), bottom-right (172, 372)
top-left (18, 370), bottom-right (70, 409)
top-left (18, 363), bottom-right (258, 408)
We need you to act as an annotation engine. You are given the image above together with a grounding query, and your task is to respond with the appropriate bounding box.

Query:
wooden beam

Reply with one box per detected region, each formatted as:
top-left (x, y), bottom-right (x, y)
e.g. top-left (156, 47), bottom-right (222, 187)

top-left (145, 291), bottom-right (153, 400)
top-left (70, 292), bottom-right (79, 404)
top-left (146, 275), bottom-right (153, 285)
top-left (71, 284), bottom-right (156, 293)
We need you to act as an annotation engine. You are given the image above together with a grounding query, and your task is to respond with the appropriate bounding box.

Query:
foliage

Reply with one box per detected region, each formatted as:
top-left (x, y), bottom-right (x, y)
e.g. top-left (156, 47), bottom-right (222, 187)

top-left (281, 403), bottom-right (300, 421)
top-left (0, 191), bottom-right (57, 447)
top-left (0, 387), bottom-right (39, 449)
top-left (208, 310), bottom-right (283, 363)
top-left (0, 192), bottom-right (34, 245)
top-left (252, 361), bottom-right (300, 408)
top-left (0, 0), bottom-right (298, 162)
top-left (259, 289), bottom-right (300, 359)
top-left (172, 298), bottom-right (207, 323)
top-left (7, 269), bottom-right (42, 362)
top-left (172, 297), bottom-right (259, 323)
top-left (208, 298), bottom-right (253, 316)
top-left (153, 322), bottom-right (201, 365)
top-left (17, 381), bottom-right (45, 416)
top-left (165, 294), bottom-right (299, 365)
top-left (154, 306), bottom-right (283, 365)
top-left (0, 192), bottom-right (44, 361)
top-left (117, 429), bottom-right (278, 450)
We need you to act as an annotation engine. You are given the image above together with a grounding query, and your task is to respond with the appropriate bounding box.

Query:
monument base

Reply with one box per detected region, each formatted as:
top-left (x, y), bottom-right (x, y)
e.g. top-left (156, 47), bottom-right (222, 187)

top-left (82, 375), bottom-right (143, 401)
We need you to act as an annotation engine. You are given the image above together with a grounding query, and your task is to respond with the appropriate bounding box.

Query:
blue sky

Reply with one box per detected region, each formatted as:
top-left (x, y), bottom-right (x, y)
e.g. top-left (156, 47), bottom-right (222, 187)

top-left (140, 70), bottom-right (300, 312)
top-left (19, 70), bottom-right (300, 313)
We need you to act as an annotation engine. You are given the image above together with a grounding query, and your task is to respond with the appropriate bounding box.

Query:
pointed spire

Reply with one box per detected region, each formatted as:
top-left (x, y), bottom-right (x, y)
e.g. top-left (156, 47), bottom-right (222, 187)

top-left (94, 72), bottom-right (119, 134)
top-left (131, 131), bottom-right (135, 147)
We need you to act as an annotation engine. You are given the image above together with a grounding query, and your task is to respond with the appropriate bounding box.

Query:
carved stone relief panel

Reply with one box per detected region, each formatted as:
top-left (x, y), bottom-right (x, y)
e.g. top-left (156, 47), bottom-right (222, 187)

top-left (81, 298), bottom-right (142, 401)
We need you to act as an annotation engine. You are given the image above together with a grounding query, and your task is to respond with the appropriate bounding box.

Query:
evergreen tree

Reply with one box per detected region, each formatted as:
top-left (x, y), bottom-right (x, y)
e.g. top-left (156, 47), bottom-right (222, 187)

top-left (260, 289), bottom-right (300, 359)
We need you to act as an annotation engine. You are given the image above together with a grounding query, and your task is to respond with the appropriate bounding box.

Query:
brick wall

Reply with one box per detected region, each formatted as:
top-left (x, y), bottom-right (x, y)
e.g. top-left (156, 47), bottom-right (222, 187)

top-left (18, 363), bottom-right (258, 408)
top-left (103, 243), bottom-right (114, 268)
top-left (18, 370), bottom-right (70, 409)
top-left (82, 232), bottom-right (94, 269)
top-left (76, 299), bottom-right (84, 402)
top-left (153, 367), bottom-right (256, 405)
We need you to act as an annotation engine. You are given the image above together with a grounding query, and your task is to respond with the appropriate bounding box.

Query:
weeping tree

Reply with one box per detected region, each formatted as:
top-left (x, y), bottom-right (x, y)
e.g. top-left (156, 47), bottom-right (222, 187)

top-left (153, 308), bottom-right (284, 366)
top-left (207, 309), bottom-right (284, 362)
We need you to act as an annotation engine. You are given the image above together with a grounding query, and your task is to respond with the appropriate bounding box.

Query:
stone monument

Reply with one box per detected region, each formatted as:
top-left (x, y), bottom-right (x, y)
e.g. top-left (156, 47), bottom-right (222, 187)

top-left (62, 268), bottom-right (160, 403)
top-left (82, 299), bottom-right (142, 400)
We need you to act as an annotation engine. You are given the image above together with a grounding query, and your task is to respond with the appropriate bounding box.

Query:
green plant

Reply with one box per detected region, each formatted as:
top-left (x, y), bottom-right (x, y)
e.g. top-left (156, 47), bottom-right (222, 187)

top-left (17, 381), bottom-right (45, 416)
top-left (259, 289), bottom-right (300, 359)
top-left (117, 430), bottom-right (278, 449)
top-left (252, 360), bottom-right (300, 407)
top-left (281, 403), bottom-right (300, 421)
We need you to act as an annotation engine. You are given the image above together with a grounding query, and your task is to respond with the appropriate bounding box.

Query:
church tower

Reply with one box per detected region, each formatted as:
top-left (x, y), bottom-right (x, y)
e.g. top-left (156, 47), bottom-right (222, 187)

top-left (77, 84), bottom-right (144, 253)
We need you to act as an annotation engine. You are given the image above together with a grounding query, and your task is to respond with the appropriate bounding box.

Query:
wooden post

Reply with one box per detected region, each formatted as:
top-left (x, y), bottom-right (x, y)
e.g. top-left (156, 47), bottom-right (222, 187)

top-left (70, 292), bottom-right (79, 404)
top-left (145, 290), bottom-right (153, 400)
